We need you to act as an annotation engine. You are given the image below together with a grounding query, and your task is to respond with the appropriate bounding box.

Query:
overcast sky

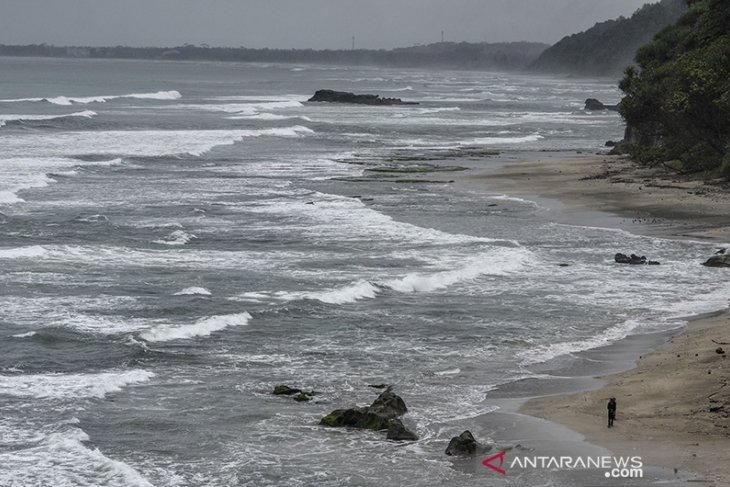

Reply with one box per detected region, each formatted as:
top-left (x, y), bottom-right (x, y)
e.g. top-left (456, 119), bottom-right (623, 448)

top-left (0, 0), bottom-right (653, 49)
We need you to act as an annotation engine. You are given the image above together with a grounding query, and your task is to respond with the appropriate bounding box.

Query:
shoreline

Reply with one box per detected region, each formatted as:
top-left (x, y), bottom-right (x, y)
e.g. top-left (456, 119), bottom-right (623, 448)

top-left (457, 153), bottom-right (730, 485)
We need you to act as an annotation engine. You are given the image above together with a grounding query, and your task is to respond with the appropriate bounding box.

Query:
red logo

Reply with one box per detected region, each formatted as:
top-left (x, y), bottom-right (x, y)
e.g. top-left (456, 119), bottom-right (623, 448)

top-left (482, 451), bottom-right (507, 475)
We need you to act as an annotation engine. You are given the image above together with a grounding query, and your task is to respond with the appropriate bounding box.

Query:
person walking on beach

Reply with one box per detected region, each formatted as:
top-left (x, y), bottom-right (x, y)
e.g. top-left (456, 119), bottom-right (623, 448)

top-left (607, 397), bottom-right (617, 427)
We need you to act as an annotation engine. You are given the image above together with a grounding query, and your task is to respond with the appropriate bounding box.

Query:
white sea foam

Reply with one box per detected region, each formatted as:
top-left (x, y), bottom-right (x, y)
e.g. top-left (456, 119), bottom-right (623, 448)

top-left (11, 331), bottom-right (37, 338)
top-left (2, 126), bottom-right (314, 159)
top-left (243, 248), bottom-right (528, 305)
top-left (384, 251), bottom-right (525, 293)
top-left (153, 229), bottom-right (197, 246)
top-left (304, 280), bottom-right (379, 304)
top-left (434, 368), bottom-right (461, 376)
top-left (0, 110), bottom-right (96, 127)
top-left (0, 370), bottom-right (154, 399)
top-left (416, 107), bottom-right (461, 114)
top-left (173, 286), bottom-right (212, 296)
top-left (0, 90), bottom-right (181, 105)
top-left (227, 113), bottom-right (313, 122)
top-left (0, 427), bottom-right (154, 487)
top-left (172, 100), bottom-right (303, 116)
top-left (140, 312), bottom-right (251, 342)
top-left (0, 245), bottom-right (49, 259)
top-left (0, 156), bottom-right (121, 206)
top-left (464, 134), bottom-right (544, 145)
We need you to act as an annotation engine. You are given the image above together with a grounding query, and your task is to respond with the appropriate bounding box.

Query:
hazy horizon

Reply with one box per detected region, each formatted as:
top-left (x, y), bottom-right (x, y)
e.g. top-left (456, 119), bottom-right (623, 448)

top-left (0, 0), bottom-right (654, 50)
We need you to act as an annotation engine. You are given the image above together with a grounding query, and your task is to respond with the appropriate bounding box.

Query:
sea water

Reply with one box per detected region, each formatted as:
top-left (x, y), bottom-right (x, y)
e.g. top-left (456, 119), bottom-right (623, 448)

top-left (1, 57), bottom-right (727, 486)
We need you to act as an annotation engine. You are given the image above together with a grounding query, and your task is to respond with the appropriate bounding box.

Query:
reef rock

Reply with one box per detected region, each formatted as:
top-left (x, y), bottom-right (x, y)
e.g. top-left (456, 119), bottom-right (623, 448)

top-left (703, 255), bottom-right (730, 268)
top-left (386, 419), bottom-right (418, 441)
top-left (585, 98), bottom-right (619, 111)
top-left (308, 89), bottom-right (418, 106)
top-left (320, 388), bottom-right (408, 431)
top-left (615, 253), bottom-right (660, 265)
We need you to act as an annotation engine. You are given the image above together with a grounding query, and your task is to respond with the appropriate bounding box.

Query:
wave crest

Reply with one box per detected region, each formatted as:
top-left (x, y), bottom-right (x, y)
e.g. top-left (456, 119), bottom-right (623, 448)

top-left (0, 90), bottom-right (181, 105)
top-left (140, 312), bottom-right (252, 342)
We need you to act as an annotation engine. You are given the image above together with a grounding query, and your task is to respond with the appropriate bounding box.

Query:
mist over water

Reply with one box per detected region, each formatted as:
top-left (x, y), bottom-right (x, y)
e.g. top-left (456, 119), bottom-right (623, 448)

top-left (1, 57), bottom-right (726, 486)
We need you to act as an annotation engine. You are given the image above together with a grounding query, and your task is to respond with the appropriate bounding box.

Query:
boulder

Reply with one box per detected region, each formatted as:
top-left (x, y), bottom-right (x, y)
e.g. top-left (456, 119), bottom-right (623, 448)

top-left (293, 391), bottom-right (316, 402)
top-left (320, 388), bottom-right (408, 431)
top-left (386, 419), bottom-right (418, 441)
top-left (273, 385), bottom-right (301, 395)
top-left (585, 98), bottom-right (618, 111)
top-left (703, 255), bottom-right (730, 268)
top-left (445, 430), bottom-right (481, 456)
top-left (308, 89), bottom-right (418, 106)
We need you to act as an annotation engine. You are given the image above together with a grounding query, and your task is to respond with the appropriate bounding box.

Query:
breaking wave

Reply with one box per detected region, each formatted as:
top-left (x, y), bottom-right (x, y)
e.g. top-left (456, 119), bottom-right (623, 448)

top-left (140, 312), bottom-right (252, 342)
top-left (0, 110), bottom-right (96, 127)
top-left (0, 90), bottom-right (181, 105)
top-left (0, 370), bottom-right (154, 399)
top-left (173, 287), bottom-right (212, 296)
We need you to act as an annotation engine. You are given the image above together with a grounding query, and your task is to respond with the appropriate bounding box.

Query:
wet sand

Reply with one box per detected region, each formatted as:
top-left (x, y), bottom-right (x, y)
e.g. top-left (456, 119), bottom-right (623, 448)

top-left (465, 154), bottom-right (730, 486)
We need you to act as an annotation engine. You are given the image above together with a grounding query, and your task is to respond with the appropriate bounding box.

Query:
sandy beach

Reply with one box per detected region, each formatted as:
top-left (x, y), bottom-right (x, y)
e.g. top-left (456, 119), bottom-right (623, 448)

top-left (468, 154), bottom-right (730, 486)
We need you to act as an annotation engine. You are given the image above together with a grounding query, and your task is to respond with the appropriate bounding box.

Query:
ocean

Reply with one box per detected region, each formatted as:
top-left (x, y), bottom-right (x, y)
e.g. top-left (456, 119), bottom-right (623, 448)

top-left (1, 56), bottom-right (727, 486)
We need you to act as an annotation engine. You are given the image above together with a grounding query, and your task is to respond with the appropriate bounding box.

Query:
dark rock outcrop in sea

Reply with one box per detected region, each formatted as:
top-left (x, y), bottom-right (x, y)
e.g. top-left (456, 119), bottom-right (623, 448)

top-left (320, 387), bottom-right (408, 430)
top-left (445, 430), bottom-right (490, 456)
top-left (308, 89), bottom-right (419, 106)
top-left (386, 418), bottom-right (418, 441)
top-left (273, 385), bottom-right (317, 402)
top-left (703, 255), bottom-right (730, 268)
top-left (585, 98), bottom-right (619, 111)
top-left (614, 253), bottom-right (660, 265)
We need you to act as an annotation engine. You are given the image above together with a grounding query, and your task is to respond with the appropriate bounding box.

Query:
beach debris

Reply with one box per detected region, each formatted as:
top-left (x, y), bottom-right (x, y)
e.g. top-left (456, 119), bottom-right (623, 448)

top-left (614, 253), bottom-right (661, 265)
top-left (367, 383), bottom-right (389, 389)
top-left (320, 387), bottom-right (408, 431)
top-left (703, 254), bottom-right (730, 268)
top-left (386, 418), bottom-right (418, 441)
top-left (716, 248), bottom-right (727, 255)
top-left (716, 347), bottom-right (726, 355)
top-left (445, 430), bottom-right (490, 456)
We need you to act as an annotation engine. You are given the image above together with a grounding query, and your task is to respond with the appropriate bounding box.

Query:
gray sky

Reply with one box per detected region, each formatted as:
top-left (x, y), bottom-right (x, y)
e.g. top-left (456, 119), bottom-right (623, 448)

top-left (0, 0), bottom-right (653, 49)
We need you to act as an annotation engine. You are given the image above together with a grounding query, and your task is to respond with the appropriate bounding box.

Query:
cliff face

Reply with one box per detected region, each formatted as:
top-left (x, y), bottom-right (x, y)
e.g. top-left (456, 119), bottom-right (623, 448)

top-left (531, 0), bottom-right (687, 77)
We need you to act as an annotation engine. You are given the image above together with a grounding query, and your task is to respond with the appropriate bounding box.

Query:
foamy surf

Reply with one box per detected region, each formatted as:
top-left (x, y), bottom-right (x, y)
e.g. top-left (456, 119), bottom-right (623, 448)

top-left (0, 370), bottom-right (154, 399)
top-left (140, 312), bottom-right (252, 342)
top-left (3, 126), bottom-right (315, 159)
top-left (0, 245), bottom-right (49, 259)
top-left (173, 287), bottom-right (212, 296)
top-left (0, 427), bottom-right (155, 487)
top-left (0, 110), bottom-right (96, 127)
top-left (0, 90), bottom-right (181, 105)
top-left (153, 230), bottom-right (197, 246)
top-left (303, 280), bottom-right (380, 304)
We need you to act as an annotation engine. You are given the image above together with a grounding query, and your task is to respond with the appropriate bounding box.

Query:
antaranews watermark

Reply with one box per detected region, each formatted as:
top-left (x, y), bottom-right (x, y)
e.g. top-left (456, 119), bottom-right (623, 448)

top-left (483, 452), bottom-right (643, 479)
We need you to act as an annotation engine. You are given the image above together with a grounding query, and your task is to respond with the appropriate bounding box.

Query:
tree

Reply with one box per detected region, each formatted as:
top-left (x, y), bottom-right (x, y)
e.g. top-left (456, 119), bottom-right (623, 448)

top-left (619, 0), bottom-right (730, 176)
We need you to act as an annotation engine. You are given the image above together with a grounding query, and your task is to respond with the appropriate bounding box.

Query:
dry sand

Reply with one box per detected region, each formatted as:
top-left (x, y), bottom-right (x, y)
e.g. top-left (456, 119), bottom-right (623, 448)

top-left (466, 154), bottom-right (730, 485)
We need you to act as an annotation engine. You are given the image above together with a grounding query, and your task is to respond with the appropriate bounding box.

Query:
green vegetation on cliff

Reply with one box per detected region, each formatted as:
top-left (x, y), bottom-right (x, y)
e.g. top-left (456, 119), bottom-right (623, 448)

top-left (619, 0), bottom-right (730, 177)
top-left (532, 0), bottom-right (686, 76)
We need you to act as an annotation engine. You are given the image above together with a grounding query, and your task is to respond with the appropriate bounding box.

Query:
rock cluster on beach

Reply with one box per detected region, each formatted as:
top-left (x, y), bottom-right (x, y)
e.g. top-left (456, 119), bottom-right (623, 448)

top-left (308, 89), bottom-right (418, 106)
top-left (445, 430), bottom-right (490, 456)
